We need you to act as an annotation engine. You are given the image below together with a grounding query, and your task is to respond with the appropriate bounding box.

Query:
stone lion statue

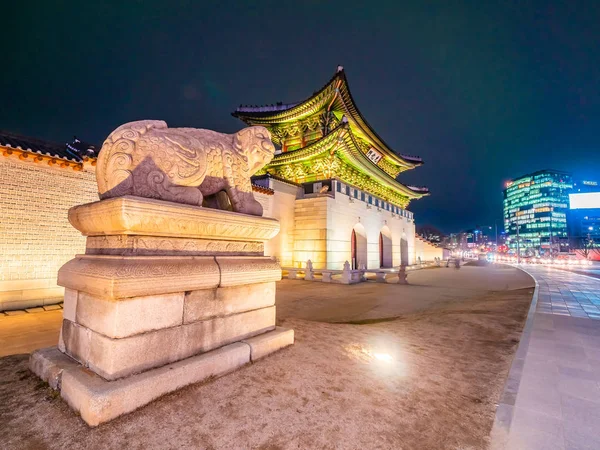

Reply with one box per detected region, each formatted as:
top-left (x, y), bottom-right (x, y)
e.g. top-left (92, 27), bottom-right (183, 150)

top-left (96, 120), bottom-right (275, 216)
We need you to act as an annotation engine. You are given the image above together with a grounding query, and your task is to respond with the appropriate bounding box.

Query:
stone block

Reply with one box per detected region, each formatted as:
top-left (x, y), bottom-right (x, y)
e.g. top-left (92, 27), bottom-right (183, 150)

top-left (67, 306), bottom-right (275, 380)
top-left (4, 309), bottom-right (26, 316)
top-left (58, 325), bottom-right (66, 352)
top-left (242, 327), bottom-right (294, 361)
top-left (62, 288), bottom-right (78, 322)
top-left (20, 287), bottom-right (65, 302)
top-left (58, 255), bottom-right (220, 299)
top-left (183, 282), bottom-right (275, 323)
top-left (60, 342), bottom-right (250, 426)
top-left (29, 347), bottom-right (80, 389)
top-left (61, 320), bottom-right (92, 364)
top-left (43, 304), bottom-right (62, 311)
top-left (216, 256), bottom-right (281, 287)
top-left (180, 306), bottom-right (276, 362)
top-left (287, 269), bottom-right (298, 280)
top-left (0, 278), bottom-right (56, 292)
top-left (76, 291), bottom-right (184, 338)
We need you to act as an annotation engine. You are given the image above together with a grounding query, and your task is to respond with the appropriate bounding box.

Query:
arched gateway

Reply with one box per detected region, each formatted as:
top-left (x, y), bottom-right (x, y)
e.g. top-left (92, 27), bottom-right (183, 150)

top-left (351, 223), bottom-right (368, 269)
top-left (379, 226), bottom-right (393, 268)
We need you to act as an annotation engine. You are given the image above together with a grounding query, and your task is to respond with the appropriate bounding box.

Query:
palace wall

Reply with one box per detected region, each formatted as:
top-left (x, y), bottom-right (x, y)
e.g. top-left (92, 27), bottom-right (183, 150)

top-left (323, 191), bottom-right (416, 270)
top-left (414, 237), bottom-right (444, 262)
top-left (0, 158), bottom-right (97, 311)
top-left (0, 157), bottom-right (424, 310)
top-left (253, 179), bottom-right (301, 267)
top-left (261, 178), bottom-right (418, 270)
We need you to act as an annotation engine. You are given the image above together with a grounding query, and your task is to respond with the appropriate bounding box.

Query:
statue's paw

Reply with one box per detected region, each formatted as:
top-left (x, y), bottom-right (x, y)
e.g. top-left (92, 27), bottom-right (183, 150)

top-left (244, 199), bottom-right (263, 216)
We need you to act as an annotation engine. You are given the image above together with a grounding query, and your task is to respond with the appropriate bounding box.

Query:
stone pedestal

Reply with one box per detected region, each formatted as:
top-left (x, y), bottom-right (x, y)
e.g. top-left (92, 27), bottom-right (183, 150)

top-left (30, 196), bottom-right (294, 426)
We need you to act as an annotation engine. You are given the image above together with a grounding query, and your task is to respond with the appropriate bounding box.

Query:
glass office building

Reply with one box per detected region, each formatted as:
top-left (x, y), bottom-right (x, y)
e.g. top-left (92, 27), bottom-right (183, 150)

top-left (503, 170), bottom-right (573, 255)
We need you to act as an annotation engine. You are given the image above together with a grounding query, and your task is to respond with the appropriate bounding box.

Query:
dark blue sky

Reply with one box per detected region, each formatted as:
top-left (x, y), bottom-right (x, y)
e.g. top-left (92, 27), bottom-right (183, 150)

top-left (3, 1), bottom-right (600, 232)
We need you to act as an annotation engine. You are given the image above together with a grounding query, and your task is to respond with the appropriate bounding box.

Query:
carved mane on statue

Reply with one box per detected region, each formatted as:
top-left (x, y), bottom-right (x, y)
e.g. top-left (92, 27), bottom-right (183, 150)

top-left (96, 120), bottom-right (275, 216)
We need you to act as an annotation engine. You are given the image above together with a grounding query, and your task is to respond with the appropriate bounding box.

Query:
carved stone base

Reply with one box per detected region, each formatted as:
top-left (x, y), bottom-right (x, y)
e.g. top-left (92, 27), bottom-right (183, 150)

top-left (68, 195), bottom-right (280, 245)
top-left (30, 197), bottom-right (293, 425)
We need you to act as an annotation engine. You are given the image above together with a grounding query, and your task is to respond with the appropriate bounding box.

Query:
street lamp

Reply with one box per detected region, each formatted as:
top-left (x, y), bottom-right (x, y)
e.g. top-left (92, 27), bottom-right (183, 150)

top-left (516, 219), bottom-right (520, 264)
top-left (477, 221), bottom-right (500, 248)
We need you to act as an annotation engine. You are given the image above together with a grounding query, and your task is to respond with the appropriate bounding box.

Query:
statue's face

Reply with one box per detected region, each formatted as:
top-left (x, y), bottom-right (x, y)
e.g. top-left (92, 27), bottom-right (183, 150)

top-left (235, 126), bottom-right (275, 173)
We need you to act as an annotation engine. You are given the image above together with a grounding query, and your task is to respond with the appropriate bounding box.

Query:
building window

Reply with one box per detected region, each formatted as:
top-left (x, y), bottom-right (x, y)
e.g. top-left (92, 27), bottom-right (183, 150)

top-left (361, 192), bottom-right (365, 201)
top-left (368, 196), bottom-right (372, 204)
top-left (336, 182), bottom-right (341, 193)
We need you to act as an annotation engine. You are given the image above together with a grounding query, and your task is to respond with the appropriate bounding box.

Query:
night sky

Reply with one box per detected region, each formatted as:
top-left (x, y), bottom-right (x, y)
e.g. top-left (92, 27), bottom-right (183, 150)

top-left (3, 1), bottom-right (600, 233)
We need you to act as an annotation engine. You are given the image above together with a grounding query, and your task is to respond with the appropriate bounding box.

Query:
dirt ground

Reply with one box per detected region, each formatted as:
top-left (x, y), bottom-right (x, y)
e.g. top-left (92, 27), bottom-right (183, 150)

top-left (0, 265), bottom-right (533, 450)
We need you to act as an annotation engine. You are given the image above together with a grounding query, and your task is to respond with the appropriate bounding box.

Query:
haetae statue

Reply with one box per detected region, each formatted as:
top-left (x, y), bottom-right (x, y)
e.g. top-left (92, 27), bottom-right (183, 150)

top-left (96, 120), bottom-right (275, 216)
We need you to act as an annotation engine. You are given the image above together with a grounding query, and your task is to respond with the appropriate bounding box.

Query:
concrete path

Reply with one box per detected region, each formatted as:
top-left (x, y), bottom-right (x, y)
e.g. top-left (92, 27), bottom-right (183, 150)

top-left (491, 265), bottom-right (600, 450)
top-left (0, 309), bottom-right (62, 357)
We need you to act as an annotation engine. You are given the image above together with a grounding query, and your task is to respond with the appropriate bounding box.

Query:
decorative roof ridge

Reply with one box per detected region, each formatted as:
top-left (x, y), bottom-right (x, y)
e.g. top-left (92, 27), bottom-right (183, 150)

top-left (251, 183), bottom-right (274, 195)
top-left (0, 130), bottom-right (99, 163)
top-left (251, 173), bottom-right (302, 187)
top-left (235, 102), bottom-right (300, 113)
top-left (232, 67), bottom-right (344, 117)
top-left (0, 129), bottom-right (65, 148)
top-left (407, 185), bottom-right (430, 193)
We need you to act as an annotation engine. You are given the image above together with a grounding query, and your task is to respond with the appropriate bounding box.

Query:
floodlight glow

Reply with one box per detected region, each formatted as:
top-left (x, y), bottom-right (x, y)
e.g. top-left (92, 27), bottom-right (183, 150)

top-left (570, 193), bottom-right (600, 210)
top-left (373, 353), bottom-right (393, 363)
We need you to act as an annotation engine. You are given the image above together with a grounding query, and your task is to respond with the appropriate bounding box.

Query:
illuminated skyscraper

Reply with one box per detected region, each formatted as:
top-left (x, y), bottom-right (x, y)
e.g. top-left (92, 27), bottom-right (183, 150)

top-left (503, 170), bottom-right (573, 255)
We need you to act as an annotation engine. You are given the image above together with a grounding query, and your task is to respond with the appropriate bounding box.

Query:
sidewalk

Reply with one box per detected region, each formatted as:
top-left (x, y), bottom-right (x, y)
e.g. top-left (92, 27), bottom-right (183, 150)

top-left (491, 265), bottom-right (600, 450)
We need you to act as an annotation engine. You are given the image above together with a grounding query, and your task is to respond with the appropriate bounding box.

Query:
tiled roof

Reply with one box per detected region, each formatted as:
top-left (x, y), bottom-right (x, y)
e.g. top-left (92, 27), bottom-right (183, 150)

top-left (251, 183), bottom-right (274, 195)
top-left (232, 66), bottom-right (424, 169)
top-left (0, 131), bottom-right (98, 162)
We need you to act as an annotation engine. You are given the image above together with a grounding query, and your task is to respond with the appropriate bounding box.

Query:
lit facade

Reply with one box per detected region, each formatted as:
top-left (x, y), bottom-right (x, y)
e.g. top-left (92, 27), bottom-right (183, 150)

top-left (503, 169), bottom-right (573, 255)
top-left (0, 132), bottom-right (98, 311)
top-left (233, 66), bottom-right (437, 269)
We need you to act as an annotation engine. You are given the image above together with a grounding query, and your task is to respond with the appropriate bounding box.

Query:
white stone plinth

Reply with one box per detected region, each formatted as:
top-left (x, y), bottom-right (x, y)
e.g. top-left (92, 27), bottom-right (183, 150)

top-left (30, 326), bottom-right (293, 427)
top-left (30, 196), bottom-right (293, 425)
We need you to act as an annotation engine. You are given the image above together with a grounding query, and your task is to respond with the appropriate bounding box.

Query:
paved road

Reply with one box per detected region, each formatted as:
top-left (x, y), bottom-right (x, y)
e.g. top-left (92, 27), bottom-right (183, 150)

top-left (492, 265), bottom-right (600, 450)
top-left (556, 262), bottom-right (600, 281)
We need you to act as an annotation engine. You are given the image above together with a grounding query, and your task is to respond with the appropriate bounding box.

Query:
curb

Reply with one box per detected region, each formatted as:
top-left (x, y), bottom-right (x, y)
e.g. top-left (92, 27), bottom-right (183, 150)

top-left (489, 264), bottom-right (539, 449)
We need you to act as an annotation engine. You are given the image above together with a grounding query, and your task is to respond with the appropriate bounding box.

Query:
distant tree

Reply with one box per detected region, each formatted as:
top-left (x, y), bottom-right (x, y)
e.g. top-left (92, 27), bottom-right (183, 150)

top-left (416, 224), bottom-right (444, 244)
top-left (576, 236), bottom-right (600, 260)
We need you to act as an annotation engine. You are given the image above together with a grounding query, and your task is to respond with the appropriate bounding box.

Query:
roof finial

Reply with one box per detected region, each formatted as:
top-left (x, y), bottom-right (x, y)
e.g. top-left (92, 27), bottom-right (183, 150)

top-left (337, 65), bottom-right (344, 73)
